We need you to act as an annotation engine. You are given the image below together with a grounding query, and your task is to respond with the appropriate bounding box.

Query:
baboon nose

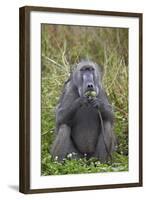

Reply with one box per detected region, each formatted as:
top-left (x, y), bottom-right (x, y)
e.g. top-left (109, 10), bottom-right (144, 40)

top-left (87, 83), bottom-right (94, 89)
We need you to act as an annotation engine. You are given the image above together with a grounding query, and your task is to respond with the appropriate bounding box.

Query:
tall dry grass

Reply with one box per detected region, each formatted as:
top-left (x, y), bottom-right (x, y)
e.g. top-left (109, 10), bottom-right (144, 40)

top-left (41, 24), bottom-right (128, 175)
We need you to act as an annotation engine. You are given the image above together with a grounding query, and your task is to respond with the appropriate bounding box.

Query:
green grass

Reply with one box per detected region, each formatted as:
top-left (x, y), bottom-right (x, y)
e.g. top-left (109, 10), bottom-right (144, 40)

top-left (41, 24), bottom-right (128, 175)
top-left (42, 152), bottom-right (128, 175)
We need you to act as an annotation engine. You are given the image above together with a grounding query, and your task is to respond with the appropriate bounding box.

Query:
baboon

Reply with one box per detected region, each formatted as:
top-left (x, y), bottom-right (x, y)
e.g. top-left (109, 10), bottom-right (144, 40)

top-left (51, 60), bottom-right (116, 162)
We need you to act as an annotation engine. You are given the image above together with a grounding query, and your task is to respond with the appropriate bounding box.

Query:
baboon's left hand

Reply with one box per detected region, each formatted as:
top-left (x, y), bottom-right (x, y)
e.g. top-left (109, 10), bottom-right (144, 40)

top-left (89, 97), bottom-right (102, 108)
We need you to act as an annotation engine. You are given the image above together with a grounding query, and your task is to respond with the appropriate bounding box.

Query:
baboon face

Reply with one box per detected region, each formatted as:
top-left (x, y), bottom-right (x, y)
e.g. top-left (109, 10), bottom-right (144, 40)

top-left (72, 61), bottom-right (101, 97)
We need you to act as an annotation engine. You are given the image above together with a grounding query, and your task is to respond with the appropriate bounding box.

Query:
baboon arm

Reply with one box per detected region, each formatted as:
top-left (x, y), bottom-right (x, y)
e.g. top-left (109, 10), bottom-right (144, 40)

top-left (55, 80), bottom-right (81, 125)
top-left (98, 90), bottom-right (114, 122)
top-left (56, 98), bottom-right (81, 125)
top-left (94, 121), bottom-right (116, 161)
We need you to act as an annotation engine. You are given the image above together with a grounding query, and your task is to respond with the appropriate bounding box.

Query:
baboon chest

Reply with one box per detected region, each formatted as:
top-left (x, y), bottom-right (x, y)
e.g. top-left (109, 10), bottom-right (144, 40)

top-left (71, 105), bottom-right (100, 154)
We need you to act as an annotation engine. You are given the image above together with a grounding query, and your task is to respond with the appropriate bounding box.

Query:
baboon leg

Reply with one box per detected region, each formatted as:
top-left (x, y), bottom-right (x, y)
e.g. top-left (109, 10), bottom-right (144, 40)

top-left (51, 124), bottom-right (80, 161)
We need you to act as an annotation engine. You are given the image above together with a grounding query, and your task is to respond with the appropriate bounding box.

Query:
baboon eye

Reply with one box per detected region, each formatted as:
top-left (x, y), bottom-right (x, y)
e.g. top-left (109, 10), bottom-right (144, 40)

top-left (80, 66), bottom-right (94, 72)
top-left (89, 67), bottom-right (94, 71)
top-left (86, 67), bottom-right (94, 71)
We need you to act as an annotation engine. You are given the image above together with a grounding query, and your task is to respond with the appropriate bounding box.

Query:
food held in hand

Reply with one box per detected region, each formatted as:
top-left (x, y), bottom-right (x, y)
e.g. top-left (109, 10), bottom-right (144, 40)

top-left (85, 90), bottom-right (97, 99)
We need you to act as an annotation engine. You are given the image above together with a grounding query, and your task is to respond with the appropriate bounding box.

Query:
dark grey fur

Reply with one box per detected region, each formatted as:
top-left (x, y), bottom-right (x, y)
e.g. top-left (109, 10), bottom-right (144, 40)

top-left (51, 60), bottom-right (116, 162)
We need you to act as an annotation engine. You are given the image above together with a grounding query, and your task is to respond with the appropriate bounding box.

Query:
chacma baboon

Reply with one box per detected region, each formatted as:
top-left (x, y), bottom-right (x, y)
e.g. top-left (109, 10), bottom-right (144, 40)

top-left (51, 60), bottom-right (116, 162)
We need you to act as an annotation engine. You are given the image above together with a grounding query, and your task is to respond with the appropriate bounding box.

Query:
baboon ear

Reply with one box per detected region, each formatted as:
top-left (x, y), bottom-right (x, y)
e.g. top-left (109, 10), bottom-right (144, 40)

top-left (67, 64), bottom-right (75, 81)
top-left (70, 63), bottom-right (77, 73)
top-left (97, 63), bottom-right (104, 81)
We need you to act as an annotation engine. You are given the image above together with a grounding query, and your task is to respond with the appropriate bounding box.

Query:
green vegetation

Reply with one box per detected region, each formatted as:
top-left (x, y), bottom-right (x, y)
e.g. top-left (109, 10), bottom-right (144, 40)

top-left (42, 152), bottom-right (128, 175)
top-left (41, 25), bottom-right (128, 175)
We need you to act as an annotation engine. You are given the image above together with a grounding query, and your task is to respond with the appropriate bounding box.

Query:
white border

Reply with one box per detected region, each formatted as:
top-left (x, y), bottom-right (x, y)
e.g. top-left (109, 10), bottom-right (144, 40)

top-left (30, 11), bottom-right (139, 189)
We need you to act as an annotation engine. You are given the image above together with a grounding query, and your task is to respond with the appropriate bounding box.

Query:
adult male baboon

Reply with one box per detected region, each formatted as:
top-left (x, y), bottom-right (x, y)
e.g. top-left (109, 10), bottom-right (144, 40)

top-left (51, 60), bottom-right (116, 162)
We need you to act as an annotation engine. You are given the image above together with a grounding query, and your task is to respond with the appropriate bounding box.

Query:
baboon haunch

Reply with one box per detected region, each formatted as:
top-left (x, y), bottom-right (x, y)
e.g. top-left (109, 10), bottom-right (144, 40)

top-left (51, 60), bottom-right (116, 162)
